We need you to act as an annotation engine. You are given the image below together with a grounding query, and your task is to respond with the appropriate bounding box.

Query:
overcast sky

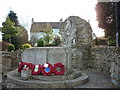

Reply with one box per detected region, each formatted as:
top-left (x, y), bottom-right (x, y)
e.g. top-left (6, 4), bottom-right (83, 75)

top-left (0, 0), bottom-right (105, 39)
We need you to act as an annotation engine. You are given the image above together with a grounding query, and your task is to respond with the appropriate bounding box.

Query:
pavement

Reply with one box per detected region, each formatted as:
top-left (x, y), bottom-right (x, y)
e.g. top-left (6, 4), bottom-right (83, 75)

top-left (75, 68), bottom-right (116, 88)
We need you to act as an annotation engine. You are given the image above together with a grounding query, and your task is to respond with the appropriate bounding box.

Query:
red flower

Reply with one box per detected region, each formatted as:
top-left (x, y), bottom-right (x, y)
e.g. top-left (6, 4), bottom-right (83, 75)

top-left (41, 63), bottom-right (53, 76)
top-left (31, 64), bottom-right (41, 75)
top-left (53, 63), bottom-right (65, 75)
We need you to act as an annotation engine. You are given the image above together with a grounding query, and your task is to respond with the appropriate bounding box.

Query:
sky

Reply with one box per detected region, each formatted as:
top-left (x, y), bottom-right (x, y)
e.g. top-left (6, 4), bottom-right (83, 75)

top-left (0, 0), bottom-right (105, 40)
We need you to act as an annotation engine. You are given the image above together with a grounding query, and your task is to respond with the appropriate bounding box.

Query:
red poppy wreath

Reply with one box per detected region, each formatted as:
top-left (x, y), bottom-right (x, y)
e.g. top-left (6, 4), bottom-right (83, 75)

top-left (31, 64), bottom-right (41, 75)
top-left (18, 62), bottom-right (24, 73)
top-left (41, 63), bottom-right (53, 76)
top-left (53, 63), bottom-right (65, 75)
top-left (18, 62), bottom-right (33, 73)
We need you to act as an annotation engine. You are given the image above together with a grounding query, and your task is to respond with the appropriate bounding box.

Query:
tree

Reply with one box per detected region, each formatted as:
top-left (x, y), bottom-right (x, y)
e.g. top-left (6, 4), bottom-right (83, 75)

top-left (8, 10), bottom-right (19, 27)
top-left (8, 10), bottom-right (28, 49)
top-left (11, 26), bottom-right (28, 49)
top-left (2, 10), bottom-right (28, 49)
top-left (2, 17), bottom-right (20, 43)
top-left (43, 23), bottom-right (54, 46)
top-left (95, 2), bottom-right (120, 45)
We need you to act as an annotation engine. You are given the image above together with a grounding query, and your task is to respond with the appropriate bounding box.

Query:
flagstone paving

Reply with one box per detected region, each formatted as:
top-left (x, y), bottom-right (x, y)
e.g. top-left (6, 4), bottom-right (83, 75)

top-left (75, 68), bottom-right (117, 88)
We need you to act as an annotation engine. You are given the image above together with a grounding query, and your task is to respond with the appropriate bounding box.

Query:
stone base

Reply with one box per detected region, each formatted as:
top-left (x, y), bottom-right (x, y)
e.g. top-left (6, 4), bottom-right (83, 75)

top-left (7, 69), bottom-right (89, 88)
top-left (32, 69), bottom-right (82, 81)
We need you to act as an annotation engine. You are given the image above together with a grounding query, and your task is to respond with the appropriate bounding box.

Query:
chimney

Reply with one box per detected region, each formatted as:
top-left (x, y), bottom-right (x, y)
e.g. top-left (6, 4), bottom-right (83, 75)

top-left (60, 18), bottom-right (63, 24)
top-left (32, 18), bottom-right (34, 24)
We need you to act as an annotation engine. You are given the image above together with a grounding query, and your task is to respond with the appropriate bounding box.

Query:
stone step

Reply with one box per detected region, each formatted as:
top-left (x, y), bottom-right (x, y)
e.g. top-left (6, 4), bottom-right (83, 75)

top-left (7, 69), bottom-right (89, 88)
top-left (32, 69), bottom-right (82, 81)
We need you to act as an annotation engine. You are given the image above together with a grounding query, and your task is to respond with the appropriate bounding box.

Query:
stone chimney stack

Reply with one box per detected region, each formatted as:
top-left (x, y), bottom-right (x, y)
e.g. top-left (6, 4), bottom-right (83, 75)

top-left (32, 18), bottom-right (34, 24)
top-left (60, 18), bottom-right (63, 24)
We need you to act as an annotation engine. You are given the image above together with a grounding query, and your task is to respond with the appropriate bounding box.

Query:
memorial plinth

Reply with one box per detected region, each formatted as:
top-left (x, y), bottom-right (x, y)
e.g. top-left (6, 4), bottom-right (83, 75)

top-left (22, 47), bottom-right (72, 74)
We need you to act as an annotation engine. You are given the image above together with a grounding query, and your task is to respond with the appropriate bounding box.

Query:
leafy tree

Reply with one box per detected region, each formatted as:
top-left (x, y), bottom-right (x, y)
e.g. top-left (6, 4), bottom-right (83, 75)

top-left (2, 17), bottom-right (20, 43)
top-left (95, 2), bottom-right (120, 44)
top-left (11, 26), bottom-right (28, 49)
top-left (43, 23), bottom-right (54, 46)
top-left (0, 27), bottom-right (2, 31)
top-left (8, 10), bottom-right (28, 49)
top-left (2, 10), bottom-right (28, 49)
top-left (8, 10), bottom-right (19, 27)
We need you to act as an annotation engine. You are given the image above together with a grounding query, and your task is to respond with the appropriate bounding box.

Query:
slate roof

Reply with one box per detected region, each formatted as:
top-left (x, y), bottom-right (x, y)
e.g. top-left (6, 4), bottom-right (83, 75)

top-left (30, 22), bottom-right (60, 32)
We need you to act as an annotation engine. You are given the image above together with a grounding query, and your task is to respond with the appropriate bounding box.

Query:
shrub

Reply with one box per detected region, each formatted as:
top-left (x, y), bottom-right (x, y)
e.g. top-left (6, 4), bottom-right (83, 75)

top-left (54, 36), bottom-right (61, 46)
top-left (37, 39), bottom-right (44, 47)
top-left (7, 44), bottom-right (15, 52)
top-left (108, 40), bottom-right (116, 46)
top-left (94, 37), bottom-right (108, 45)
top-left (94, 38), bottom-right (99, 45)
top-left (49, 42), bottom-right (56, 46)
top-left (22, 43), bottom-right (32, 49)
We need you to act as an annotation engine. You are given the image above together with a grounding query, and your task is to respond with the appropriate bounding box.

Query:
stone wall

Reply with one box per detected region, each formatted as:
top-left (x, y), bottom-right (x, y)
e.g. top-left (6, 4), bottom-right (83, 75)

top-left (0, 51), bottom-right (2, 75)
top-left (10, 50), bottom-right (22, 70)
top-left (2, 52), bottom-right (11, 74)
top-left (72, 45), bottom-right (92, 70)
top-left (90, 46), bottom-right (120, 87)
top-left (71, 45), bottom-right (120, 87)
top-left (2, 50), bottom-right (22, 74)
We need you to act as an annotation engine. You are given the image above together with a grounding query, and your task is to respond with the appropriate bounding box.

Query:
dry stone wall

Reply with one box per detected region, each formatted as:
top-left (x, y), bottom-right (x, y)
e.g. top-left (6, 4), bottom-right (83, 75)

top-left (2, 52), bottom-right (11, 74)
top-left (0, 51), bottom-right (2, 75)
top-left (2, 50), bottom-right (22, 74)
top-left (10, 50), bottom-right (22, 70)
top-left (90, 46), bottom-right (120, 87)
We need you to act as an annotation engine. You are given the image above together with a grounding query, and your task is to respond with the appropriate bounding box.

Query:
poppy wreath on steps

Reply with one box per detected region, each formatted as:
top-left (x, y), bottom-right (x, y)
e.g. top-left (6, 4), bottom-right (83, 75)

top-left (41, 63), bottom-right (53, 76)
top-left (31, 64), bottom-right (41, 75)
top-left (18, 62), bottom-right (33, 73)
top-left (53, 63), bottom-right (65, 75)
top-left (18, 62), bottom-right (24, 73)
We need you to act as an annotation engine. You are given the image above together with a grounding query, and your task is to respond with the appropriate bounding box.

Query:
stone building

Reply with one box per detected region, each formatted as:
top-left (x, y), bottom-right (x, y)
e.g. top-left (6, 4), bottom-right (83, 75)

top-left (30, 18), bottom-right (61, 45)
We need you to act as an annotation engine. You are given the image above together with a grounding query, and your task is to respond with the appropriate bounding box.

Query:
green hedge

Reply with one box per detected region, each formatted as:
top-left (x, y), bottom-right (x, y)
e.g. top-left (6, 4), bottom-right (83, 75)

top-left (22, 43), bottom-right (32, 49)
top-left (7, 44), bottom-right (15, 52)
top-left (37, 39), bottom-right (44, 47)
